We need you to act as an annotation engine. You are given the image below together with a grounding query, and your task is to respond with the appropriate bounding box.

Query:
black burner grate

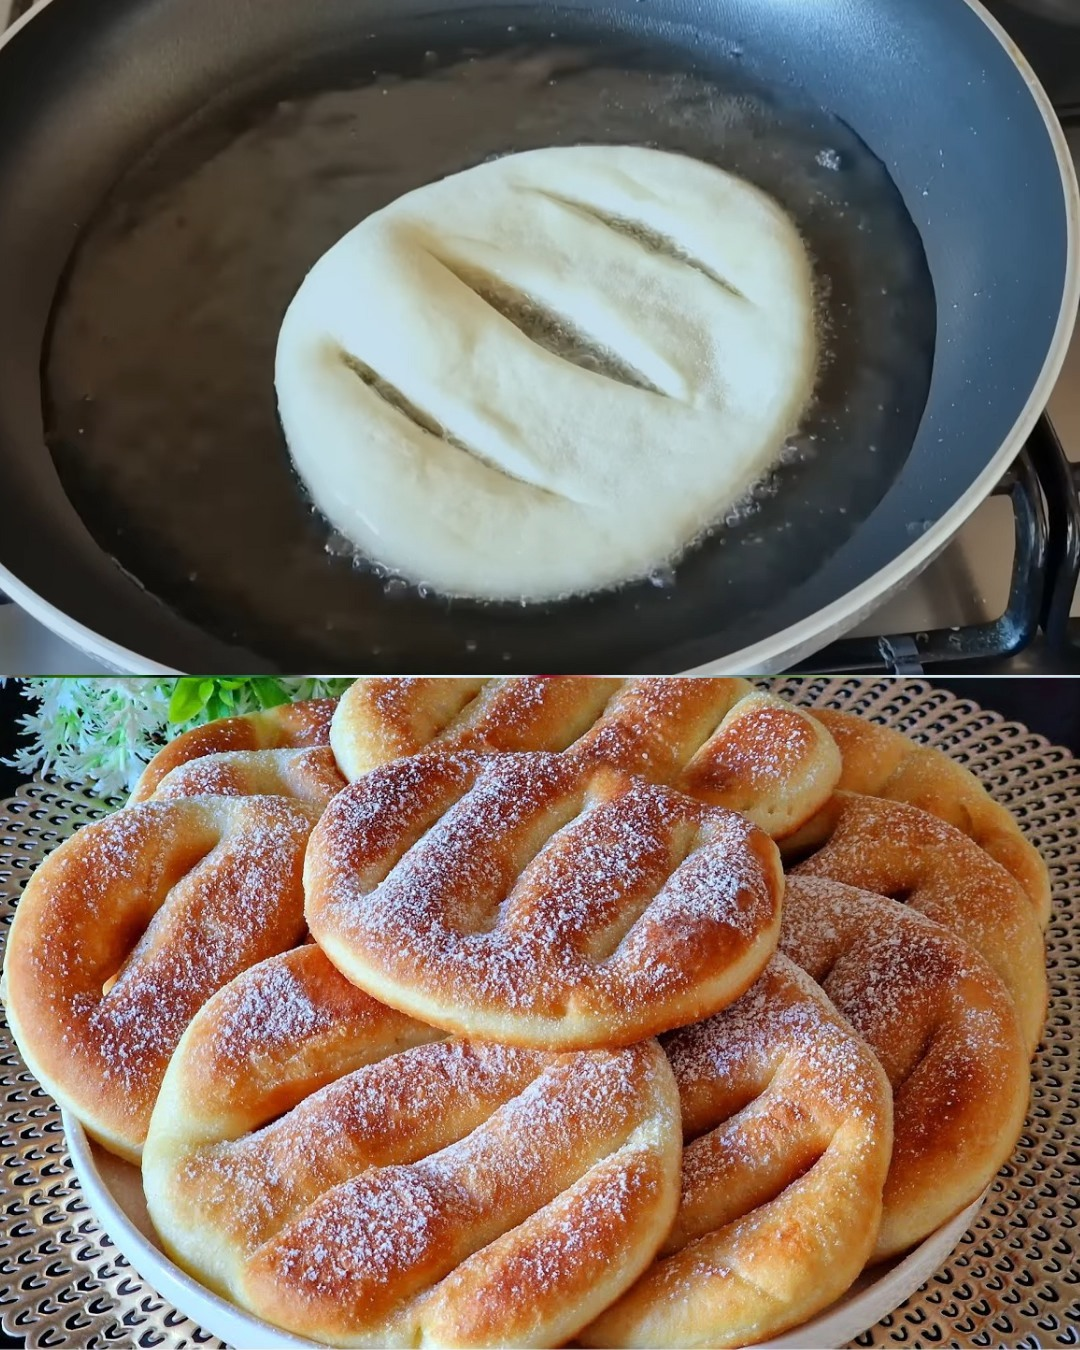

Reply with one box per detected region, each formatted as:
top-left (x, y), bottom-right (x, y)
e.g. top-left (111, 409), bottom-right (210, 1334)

top-left (796, 418), bottom-right (1080, 675)
top-left (803, 99), bottom-right (1078, 676)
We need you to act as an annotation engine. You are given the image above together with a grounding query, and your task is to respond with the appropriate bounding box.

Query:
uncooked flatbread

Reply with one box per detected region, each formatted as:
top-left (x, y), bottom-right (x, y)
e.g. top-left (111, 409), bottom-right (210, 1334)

top-left (275, 145), bottom-right (817, 601)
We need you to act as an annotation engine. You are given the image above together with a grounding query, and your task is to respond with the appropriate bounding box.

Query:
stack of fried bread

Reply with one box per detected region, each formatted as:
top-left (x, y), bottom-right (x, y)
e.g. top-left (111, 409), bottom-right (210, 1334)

top-left (1, 677), bottom-right (1048, 1348)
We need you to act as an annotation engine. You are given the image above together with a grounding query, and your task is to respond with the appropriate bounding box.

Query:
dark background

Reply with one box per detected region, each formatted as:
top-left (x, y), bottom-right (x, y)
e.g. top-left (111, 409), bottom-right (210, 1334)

top-left (1, 678), bottom-right (1078, 801)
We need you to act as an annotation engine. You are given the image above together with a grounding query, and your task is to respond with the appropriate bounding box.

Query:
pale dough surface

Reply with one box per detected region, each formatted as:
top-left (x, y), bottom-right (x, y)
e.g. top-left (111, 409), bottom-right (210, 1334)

top-left (274, 145), bottom-right (818, 601)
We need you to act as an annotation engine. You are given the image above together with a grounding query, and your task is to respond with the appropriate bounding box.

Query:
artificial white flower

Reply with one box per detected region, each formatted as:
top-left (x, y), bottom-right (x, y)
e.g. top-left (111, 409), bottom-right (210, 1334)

top-left (4, 677), bottom-right (351, 798)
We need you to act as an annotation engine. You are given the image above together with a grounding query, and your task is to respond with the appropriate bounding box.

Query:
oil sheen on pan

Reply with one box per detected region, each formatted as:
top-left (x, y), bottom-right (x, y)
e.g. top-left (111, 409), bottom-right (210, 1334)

top-left (42, 34), bottom-right (936, 670)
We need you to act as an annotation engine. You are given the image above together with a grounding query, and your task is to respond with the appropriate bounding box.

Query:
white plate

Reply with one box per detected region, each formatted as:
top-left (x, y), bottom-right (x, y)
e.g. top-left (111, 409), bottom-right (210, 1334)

top-left (66, 1110), bottom-right (982, 1350)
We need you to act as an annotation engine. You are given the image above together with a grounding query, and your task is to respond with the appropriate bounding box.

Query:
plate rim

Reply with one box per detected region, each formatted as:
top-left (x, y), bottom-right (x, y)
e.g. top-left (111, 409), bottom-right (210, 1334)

top-left (64, 1108), bottom-right (984, 1350)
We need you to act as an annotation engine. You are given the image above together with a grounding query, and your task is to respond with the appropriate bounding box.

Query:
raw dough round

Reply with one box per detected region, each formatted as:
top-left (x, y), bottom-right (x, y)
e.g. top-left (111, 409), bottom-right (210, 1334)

top-left (275, 145), bottom-right (818, 601)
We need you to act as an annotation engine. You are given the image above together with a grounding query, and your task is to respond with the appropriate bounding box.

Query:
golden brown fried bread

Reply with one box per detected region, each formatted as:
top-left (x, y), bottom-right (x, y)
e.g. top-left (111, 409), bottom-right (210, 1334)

top-left (791, 793), bottom-right (1047, 1053)
top-left (143, 945), bottom-right (682, 1348)
top-left (329, 677), bottom-right (621, 780)
top-left (812, 708), bottom-right (1050, 923)
top-left (150, 747), bottom-right (346, 812)
top-left (669, 689), bottom-right (841, 835)
top-left (305, 752), bottom-right (784, 1048)
top-left (331, 677), bottom-right (841, 839)
top-left (564, 681), bottom-right (841, 836)
top-left (581, 955), bottom-right (893, 1348)
top-left (331, 681), bottom-right (1044, 892)
top-left (129, 698), bottom-right (337, 803)
top-left (781, 876), bottom-right (1029, 1258)
top-left (1, 796), bottom-right (316, 1161)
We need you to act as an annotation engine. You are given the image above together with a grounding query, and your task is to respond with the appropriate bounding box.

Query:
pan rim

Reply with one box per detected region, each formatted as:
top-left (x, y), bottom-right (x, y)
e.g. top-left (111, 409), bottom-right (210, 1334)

top-left (0, 0), bottom-right (1076, 676)
top-left (685, 0), bottom-right (1080, 673)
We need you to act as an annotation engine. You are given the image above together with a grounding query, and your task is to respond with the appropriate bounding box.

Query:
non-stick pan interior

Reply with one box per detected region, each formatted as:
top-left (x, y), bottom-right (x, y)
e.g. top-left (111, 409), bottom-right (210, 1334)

top-left (0, 0), bottom-right (1070, 672)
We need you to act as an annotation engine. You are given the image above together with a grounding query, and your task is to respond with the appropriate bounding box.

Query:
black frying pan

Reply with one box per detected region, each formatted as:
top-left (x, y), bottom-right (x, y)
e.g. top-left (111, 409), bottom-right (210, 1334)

top-left (0, 0), bottom-right (1075, 673)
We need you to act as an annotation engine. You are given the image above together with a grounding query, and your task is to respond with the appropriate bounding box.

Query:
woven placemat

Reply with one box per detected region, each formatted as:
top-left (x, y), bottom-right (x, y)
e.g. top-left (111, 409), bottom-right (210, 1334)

top-left (0, 678), bottom-right (1077, 1348)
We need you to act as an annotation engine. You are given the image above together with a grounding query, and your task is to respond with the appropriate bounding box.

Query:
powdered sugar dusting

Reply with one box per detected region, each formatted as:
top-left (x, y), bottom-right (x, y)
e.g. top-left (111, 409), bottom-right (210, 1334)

top-left (187, 1039), bottom-right (546, 1251)
top-left (436, 1141), bottom-right (660, 1332)
top-left (315, 755), bottom-right (779, 1035)
top-left (182, 1036), bottom-right (661, 1336)
top-left (794, 793), bottom-right (1032, 938)
top-left (431, 679), bottom-right (624, 761)
top-left (319, 751), bottom-right (482, 906)
top-left (44, 798), bottom-right (309, 1116)
top-left (571, 677), bottom-right (735, 782)
top-left (656, 955), bottom-right (887, 1264)
top-left (212, 956), bottom-right (338, 1059)
top-left (268, 1165), bottom-right (440, 1295)
top-left (694, 699), bottom-right (816, 785)
top-left (782, 874), bottom-right (1015, 1088)
top-left (71, 801), bottom-right (169, 887)
top-left (152, 747), bottom-right (343, 809)
top-left (444, 676), bottom-right (569, 743)
top-left (371, 754), bottom-right (577, 932)
top-left (365, 677), bottom-right (465, 759)
top-left (665, 955), bottom-right (879, 1128)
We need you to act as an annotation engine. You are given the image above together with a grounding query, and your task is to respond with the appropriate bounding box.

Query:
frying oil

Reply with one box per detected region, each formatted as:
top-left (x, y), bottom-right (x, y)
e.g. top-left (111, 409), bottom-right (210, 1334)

top-left (43, 38), bottom-right (934, 669)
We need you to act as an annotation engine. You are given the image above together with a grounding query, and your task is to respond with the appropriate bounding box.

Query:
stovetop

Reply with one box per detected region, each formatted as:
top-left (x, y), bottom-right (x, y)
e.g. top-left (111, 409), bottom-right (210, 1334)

top-left (824, 2), bottom-right (1080, 675)
top-left (0, 0), bottom-right (1077, 675)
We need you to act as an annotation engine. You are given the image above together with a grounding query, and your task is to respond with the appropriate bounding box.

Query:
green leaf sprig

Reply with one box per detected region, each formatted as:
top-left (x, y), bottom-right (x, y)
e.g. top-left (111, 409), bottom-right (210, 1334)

top-left (4, 677), bottom-right (352, 800)
top-left (167, 676), bottom-right (299, 725)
